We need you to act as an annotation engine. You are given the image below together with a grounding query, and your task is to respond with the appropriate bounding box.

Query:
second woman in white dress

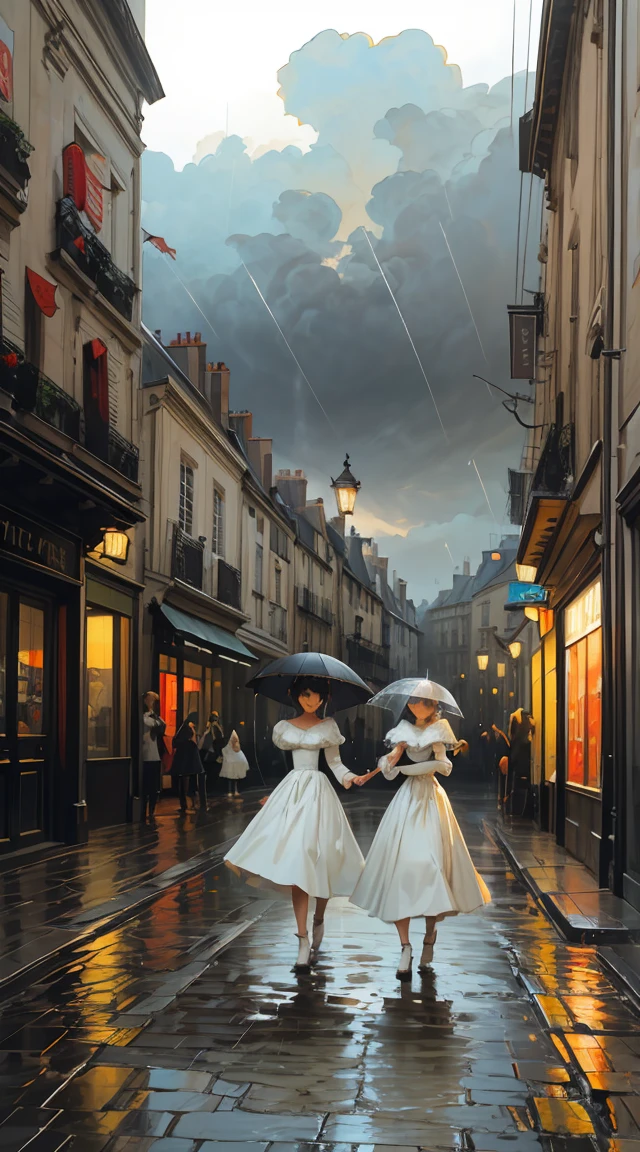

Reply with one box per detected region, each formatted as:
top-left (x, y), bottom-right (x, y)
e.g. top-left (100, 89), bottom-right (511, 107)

top-left (224, 676), bottom-right (364, 971)
top-left (351, 688), bottom-right (490, 980)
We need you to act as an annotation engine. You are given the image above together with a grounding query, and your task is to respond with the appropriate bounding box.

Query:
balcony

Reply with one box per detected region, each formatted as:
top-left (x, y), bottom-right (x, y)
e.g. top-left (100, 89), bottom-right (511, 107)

top-left (0, 112), bottom-right (33, 221)
top-left (5, 343), bottom-right (83, 442)
top-left (296, 585), bottom-right (333, 625)
top-left (346, 636), bottom-right (390, 686)
top-left (217, 558), bottom-right (242, 611)
top-left (107, 426), bottom-right (139, 482)
top-left (532, 421), bottom-right (574, 496)
top-left (518, 417), bottom-right (578, 578)
top-left (269, 603), bottom-right (287, 643)
top-left (172, 526), bottom-right (204, 590)
top-left (56, 197), bottom-right (137, 322)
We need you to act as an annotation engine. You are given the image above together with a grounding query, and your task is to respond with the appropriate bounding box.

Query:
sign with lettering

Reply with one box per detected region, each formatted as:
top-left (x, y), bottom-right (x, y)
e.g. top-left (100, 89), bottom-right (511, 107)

top-left (565, 580), bottom-right (601, 647)
top-left (508, 305), bottom-right (539, 379)
top-left (505, 581), bottom-right (549, 609)
top-left (0, 504), bottom-right (81, 582)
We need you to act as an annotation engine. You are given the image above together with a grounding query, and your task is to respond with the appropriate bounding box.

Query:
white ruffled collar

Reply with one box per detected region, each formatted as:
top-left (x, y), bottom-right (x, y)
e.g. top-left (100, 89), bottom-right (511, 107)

top-left (272, 718), bottom-right (345, 751)
top-left (385, 718), bottom-right (458, 751)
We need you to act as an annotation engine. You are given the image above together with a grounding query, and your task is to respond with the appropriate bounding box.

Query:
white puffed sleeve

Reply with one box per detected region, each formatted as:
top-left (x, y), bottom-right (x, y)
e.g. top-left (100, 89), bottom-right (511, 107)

top-left (325, 745), bottom-right (356, 786)
top-left (378, 752), bottom-right (401, 781)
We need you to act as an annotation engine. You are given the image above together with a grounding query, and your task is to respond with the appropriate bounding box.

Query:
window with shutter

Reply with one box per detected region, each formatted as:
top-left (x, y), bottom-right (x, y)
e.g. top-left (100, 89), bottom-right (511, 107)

top-left (212, 488), bottom-right (225, 557)
top-left (179, 461), bottom-right (194, 535)
top-left (255, 543), bottom-right (264, 594)
top-left (275, 565), bottom-right (282, 605)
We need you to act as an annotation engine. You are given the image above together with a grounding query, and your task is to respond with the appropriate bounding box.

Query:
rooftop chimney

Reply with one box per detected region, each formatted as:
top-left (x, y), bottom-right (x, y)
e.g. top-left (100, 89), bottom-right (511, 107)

top-left (463, 557), bottom-right (471, 576)
top-left (248, 437), bottom-right (273, 491)
top-left (229, 411), bottom-right (253, 449)
top-left (165, 332), bottom-right (207, 392)
top-left (204, 361), bottom-right (230, 429)
top-left (275, 467), bottom-right (307, 510)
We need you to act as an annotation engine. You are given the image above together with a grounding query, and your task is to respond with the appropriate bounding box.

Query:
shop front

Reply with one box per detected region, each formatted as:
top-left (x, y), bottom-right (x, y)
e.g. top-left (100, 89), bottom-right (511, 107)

top-left (84, 574), bottom-right (139, 830)
top-left (150, 601), bottom-right (257, 792)
top-left (0, 503), bottom-right (82, 854)
top-left (0, 415), bottom-right (144, 852)
top-left (562, 579), bottom-right (602, 874)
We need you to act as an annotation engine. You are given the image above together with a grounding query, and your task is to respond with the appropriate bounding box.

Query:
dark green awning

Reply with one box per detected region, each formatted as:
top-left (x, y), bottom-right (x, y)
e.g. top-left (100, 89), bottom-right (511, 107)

top-left (160, 603), bottom-right (257, 665)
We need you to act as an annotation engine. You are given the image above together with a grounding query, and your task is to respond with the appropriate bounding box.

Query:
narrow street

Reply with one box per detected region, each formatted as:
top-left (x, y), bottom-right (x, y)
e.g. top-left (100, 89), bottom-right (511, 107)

top-left (0, 786), bottom-right (638, 1152)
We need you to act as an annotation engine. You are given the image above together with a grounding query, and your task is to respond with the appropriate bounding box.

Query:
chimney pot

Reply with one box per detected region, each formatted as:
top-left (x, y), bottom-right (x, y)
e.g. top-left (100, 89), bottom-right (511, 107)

top-left (154, 329), bottom-right (162, 340)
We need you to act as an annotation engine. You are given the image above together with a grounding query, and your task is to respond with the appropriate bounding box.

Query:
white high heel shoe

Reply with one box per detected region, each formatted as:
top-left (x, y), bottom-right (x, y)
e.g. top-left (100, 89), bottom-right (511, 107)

top-left (396, 942), bottom-right (413, 981)
top-left (311, 919), bottom-right (325, 955)
top-left (294, 933), bottom-right (311, 974)
top-left (418, 931), bottom-right (437, 972)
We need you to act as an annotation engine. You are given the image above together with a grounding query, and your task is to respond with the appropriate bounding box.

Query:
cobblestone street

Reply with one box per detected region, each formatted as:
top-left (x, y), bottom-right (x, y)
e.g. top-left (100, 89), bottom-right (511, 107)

top-left (1, 788), bottom-right (639, 1152)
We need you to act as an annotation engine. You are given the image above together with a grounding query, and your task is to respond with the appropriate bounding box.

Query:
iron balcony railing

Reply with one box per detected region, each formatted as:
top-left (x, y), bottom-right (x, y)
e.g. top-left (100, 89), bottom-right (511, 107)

top-left (107, 426), bottom-right (139, 483)
top-left (346, 636), bottom-right (390, 685)
top-left (7, 342), bottom-right (83, 441)
top-left (56, 196), bottom-right (137, 321)
top-left (296, 585), bottom-right (333, 624)
top-left (172, 525), bottom-right (204, 590)
top-left (217, 558), bottom-right (242, 610)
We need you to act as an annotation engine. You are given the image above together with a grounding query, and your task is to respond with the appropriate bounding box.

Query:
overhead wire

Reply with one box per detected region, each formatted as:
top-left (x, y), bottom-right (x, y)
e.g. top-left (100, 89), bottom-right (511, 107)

top-left (438, 221), bottom-right (492, 392)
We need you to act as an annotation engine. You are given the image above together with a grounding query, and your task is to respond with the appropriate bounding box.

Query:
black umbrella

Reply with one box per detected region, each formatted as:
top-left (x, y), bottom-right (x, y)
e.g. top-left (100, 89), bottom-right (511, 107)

top-left (247, 652), bottom-right (372, 713)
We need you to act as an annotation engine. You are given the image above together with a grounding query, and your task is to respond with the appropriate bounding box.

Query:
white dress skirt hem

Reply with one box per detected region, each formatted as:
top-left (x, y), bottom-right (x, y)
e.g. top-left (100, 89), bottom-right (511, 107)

top-left (224, 718), bottom-right (364, 900)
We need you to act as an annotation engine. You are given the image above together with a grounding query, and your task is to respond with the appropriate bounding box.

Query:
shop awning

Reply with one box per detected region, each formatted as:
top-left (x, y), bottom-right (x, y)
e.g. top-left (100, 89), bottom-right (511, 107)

top-left (160, 603), bottom-right (257, 665)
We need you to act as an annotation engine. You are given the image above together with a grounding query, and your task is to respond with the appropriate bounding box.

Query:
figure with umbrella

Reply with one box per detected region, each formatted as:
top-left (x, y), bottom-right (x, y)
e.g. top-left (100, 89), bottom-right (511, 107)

top-left (350, 678), bottom-right (491, 981)
top-left (224, 652), bottom-right (370, 973)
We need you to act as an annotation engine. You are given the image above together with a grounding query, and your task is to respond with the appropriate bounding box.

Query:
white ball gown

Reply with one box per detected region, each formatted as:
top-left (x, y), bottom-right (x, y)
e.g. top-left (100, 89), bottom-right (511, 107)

top-left (350, 718), bottom-right (491, 923)
top-left (224, 718), bottom-right (364, 898)
top-left (219, 733), bottom-right (249, 779)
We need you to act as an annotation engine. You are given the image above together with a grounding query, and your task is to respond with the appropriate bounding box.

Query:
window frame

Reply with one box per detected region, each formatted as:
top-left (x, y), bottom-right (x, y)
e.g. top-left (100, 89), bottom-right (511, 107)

top-left (179, 459), bottom-right (195, 536)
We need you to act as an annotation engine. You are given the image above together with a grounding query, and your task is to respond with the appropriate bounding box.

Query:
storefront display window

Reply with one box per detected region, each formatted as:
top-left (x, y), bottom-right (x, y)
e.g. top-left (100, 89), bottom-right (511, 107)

top-left (86, 604), bottom-right (131, 758)
top-left (566, 581), bottom-right (602, 789)
top-left (17, 602), bottom-right (44, 736)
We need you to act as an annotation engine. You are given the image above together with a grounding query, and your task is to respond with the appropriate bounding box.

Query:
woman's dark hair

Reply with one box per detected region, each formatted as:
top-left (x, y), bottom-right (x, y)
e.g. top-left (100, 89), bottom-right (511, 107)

top-left (288, 675), bottom-right (331, 715)
top-left (398, 696), bottom-right (441, 725)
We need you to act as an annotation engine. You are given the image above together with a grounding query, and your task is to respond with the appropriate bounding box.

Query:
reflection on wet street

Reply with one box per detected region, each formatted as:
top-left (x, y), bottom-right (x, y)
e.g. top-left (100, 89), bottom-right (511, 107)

top-left (0, 788), bottom-right (639, 1151)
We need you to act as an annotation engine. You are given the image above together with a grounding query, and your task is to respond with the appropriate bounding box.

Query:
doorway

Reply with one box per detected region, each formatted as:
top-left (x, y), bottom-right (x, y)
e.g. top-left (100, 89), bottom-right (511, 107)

top-left (0, 588), bottom-right (53, 853)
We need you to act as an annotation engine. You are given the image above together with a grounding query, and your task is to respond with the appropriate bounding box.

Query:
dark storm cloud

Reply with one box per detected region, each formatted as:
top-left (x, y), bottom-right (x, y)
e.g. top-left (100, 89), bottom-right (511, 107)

top-left (142, 29), bottom-right (540, 599)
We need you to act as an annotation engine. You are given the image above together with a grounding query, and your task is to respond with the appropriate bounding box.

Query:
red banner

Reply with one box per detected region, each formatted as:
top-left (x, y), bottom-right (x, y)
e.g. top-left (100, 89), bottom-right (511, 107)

top-left (26, 268), bottom-right (58, 318)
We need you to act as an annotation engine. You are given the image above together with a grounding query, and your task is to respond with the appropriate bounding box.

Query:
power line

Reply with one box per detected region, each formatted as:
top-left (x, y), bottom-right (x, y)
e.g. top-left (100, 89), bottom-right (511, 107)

top-left (439, 221), bottom-right (492, 390)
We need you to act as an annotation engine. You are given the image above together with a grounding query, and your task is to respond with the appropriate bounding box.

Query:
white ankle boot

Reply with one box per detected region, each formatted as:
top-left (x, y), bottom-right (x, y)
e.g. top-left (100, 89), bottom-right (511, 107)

top-left (311, 919), bottom-right (325, 954)
top-left (396, 942), bottom-right (412, 981)
top-left (294, 933), bottom-right (311, 973)
top-left (418, 931), bottom-right (437, 972)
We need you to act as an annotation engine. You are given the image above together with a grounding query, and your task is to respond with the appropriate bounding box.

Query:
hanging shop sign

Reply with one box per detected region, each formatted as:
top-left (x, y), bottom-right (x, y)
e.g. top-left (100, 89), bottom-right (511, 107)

top-left (0, 502), bottom-right (81, 582)
top-left (507, 303), bottom-right (542, 379)
top-left (505, 581), bottom-right (549, 609)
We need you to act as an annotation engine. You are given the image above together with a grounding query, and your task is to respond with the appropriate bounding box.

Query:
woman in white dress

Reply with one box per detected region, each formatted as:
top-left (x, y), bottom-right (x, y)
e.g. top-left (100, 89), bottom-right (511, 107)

top-left (219, 730), bottom-right (249, 799)
top-left (224, 676), bottom-right (364, 972)
top-left (351, 685), bottom-right (490, 980)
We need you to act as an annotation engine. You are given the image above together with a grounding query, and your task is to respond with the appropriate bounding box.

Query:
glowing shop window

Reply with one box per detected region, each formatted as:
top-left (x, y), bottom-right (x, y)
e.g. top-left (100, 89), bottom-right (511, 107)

top-left (17, 602), bottom-right (44, 735)
top-left (86, 611), bottom-right (114, 757)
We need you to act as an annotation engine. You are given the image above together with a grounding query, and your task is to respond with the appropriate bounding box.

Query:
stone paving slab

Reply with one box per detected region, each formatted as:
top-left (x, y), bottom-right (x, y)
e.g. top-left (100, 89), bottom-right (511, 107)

top-left (0, 792), bottom-right (266, 996)
top-left (0, 789), bottom-right (639, 1151)
top-left (491, 819), bottom-right (640, 943)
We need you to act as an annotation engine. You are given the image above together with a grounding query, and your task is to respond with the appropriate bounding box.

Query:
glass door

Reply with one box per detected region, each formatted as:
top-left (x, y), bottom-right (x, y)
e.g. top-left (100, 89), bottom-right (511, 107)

top-left (0, 590), bottom-right (51, 853)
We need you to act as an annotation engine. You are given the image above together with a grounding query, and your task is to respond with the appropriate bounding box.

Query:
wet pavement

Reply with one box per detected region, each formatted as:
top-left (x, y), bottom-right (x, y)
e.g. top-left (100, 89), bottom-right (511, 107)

top-left (0, 794), bottom-right (262, 991)
top-left (0, 785), bottom-right (639, 1151)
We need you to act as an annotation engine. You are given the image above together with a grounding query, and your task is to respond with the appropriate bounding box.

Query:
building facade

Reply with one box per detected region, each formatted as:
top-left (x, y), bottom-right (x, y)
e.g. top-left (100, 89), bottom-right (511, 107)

top-left (514, 0), bottom-right (608, 879)
top-left (0, 1), bottom-right (162, 850)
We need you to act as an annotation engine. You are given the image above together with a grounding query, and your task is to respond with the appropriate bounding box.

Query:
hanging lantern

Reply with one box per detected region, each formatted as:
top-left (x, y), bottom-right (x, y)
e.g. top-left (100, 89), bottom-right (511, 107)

top-left (476, 650), bottom-right (489, 671)
top-left (516, 562), bottom-right (537, 583)
top-left (91, 528), bottom-right (130, 564)
top-left (509, 641), bottom-right (522, 659)
top-left (330, 454), bottom-right (361, 516)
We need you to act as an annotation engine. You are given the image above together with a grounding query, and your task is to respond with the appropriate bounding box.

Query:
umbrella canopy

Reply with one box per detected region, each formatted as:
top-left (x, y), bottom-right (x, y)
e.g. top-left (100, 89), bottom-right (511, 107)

top-left (247, 652), bottom-right (372, 713)
top-left (367, 677), bottom-right (463, 720)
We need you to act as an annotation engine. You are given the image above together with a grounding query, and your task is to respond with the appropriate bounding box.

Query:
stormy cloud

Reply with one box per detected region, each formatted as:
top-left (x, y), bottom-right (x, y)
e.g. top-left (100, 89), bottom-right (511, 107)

top-left (141, 28), bottom-right (540, 601)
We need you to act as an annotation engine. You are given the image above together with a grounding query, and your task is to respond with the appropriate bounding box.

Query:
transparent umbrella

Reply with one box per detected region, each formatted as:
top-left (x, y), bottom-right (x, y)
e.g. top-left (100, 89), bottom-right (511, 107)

top-left (367, 677), bottom-right (464, 720)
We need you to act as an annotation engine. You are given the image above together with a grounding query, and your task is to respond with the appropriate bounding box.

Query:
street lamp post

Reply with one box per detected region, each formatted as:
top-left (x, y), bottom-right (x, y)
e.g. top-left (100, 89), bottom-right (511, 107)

top-left (331, 455), bottom-right (361, 517)
top-left (509, 640), bottom-right (522, 710)
top-left (476, 650), bottom-right (489, 726)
